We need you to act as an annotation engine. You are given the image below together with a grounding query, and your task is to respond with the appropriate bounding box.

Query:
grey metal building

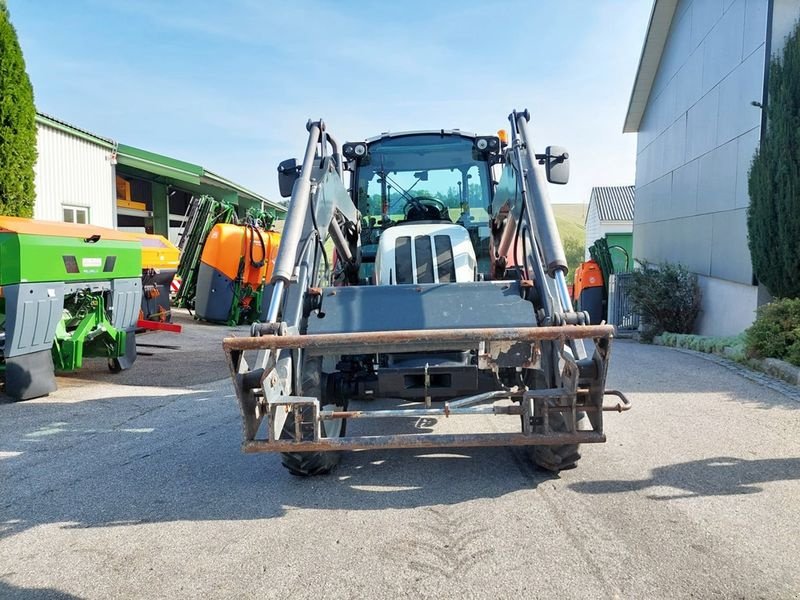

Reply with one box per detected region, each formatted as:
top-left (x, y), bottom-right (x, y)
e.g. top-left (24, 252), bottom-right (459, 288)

top-left (624, 0), bottom-right (799, 336)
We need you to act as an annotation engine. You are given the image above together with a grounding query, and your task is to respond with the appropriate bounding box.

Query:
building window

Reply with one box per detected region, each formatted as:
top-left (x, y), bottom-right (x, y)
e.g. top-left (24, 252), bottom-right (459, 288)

top-left (63, 206), bottom-right (89, 224)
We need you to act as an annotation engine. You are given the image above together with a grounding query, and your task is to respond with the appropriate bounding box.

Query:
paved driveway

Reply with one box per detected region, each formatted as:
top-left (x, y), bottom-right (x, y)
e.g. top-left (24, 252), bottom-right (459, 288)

top-left (1, 330), bottom-right (798, 599)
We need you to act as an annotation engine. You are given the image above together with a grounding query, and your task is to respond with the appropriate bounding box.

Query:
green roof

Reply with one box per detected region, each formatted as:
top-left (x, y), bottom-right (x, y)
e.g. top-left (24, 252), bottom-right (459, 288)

top-left (116, 144), bottom-right (285, 213)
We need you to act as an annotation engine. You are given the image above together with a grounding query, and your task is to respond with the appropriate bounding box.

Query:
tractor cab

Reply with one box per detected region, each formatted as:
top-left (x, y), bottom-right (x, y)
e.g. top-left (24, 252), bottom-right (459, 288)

top-left (344, 132), bottom-right (500, 282)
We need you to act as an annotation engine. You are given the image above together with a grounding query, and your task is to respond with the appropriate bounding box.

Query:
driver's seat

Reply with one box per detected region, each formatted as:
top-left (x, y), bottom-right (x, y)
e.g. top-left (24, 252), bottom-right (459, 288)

top-left (405, 201), bottom-right (448, 222)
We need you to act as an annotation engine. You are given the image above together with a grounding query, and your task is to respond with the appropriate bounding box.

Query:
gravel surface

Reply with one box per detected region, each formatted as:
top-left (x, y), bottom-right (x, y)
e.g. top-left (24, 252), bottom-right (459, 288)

top-left (1, 337), bottom-right (799, 599)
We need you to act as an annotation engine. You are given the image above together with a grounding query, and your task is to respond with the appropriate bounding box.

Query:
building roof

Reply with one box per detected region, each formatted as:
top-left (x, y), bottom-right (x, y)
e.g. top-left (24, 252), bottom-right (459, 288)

top-left (35, 112), bottom-right (284, 214)
top-left (623, 0), bottom-right (680, 133)
top-left (36, 112), bottom-right (116, 149)
top-left (116, 144), bottom-right (285, 214)
top-left (589, 186), bottom-right (635, 222)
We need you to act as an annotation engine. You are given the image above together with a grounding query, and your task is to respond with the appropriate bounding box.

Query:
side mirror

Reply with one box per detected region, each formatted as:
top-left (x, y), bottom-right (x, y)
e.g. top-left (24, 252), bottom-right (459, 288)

top-left (277, 158), bottom-right (301, 198)
top-left (544, 146), bottom-right (569, 185)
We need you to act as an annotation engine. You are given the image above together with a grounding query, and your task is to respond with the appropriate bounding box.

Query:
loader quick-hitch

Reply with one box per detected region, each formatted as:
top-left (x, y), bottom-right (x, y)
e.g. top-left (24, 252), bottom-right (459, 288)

top-left (223, 109), bottom-right (630, 476)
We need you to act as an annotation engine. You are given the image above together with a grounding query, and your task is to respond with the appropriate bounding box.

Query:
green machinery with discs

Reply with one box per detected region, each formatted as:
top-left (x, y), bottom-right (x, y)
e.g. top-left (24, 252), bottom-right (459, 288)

top-left (0, 217), bottom-right (142, 400)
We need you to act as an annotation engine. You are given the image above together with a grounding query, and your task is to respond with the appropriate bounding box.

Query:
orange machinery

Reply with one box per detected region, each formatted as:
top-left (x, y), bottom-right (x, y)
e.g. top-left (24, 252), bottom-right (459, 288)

top-left (193, 223), bottom-right (280, 324)
top-left (572, 259), bottom-right (604, 325)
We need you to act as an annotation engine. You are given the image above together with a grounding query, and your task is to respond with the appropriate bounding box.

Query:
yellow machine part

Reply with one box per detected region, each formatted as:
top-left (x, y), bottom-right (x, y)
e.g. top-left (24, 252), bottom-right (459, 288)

top-left (200, 223), bottom-right (280, 286)
top-left (126, 233), bottom-right (180, 271)
top-left (0, 215), bottom-right (135, 241)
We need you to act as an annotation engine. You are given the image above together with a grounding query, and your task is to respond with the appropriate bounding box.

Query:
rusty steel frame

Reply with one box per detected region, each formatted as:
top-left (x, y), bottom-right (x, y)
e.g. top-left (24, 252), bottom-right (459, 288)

top-left (223, 323), bottom-right (623, 454)
top-left (242, 431), bottom-right (607, 453)
top-left (223, 324), bottom-right (614, 356)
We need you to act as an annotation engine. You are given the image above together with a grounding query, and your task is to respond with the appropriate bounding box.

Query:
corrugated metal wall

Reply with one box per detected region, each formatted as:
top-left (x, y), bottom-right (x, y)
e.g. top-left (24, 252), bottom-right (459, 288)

top-left (33, 124), bottom-right (115, 228)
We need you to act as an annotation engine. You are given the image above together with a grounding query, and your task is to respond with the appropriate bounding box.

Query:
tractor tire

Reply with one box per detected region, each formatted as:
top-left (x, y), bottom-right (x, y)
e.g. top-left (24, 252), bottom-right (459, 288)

top-left (532, 410), bottom-right (584, 473)
top-left (280, 357), bottom-right (347, 477)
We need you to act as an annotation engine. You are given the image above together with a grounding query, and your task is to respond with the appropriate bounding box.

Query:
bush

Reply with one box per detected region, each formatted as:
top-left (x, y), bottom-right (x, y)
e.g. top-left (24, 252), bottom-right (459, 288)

top-left (627, 260), bottom-right (702, 342)
top-left (745, 298), bottom-right (800, 366)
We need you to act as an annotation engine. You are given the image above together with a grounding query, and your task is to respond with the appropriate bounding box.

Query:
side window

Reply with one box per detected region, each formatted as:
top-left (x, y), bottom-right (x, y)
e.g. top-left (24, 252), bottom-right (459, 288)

top-left (63, 206), bottom-right (89, 224)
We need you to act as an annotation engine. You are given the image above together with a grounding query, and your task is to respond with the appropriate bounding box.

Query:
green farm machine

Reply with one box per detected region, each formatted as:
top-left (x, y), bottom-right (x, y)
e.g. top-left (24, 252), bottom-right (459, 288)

top-left (0, 217), bottom-right (142, 400)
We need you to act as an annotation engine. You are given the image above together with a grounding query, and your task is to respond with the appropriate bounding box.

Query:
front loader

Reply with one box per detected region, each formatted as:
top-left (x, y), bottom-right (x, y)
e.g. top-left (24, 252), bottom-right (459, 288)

top-left (223, 109), bottom-right (630, 475)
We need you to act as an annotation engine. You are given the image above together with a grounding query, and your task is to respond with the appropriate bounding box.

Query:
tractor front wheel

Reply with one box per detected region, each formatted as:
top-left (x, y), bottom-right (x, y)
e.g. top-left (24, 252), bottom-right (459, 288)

top-left (280, 357), bottom-right (347, 476)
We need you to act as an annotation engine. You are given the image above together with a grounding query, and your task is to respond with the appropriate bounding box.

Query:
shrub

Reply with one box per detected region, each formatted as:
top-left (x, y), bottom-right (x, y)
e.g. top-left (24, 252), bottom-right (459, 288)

top-left (0, 3), bottom-right (37, 217)
top-left (627, 260), bottom-right (702, 342)
top-left (745, 298), bottom-right (800, 366)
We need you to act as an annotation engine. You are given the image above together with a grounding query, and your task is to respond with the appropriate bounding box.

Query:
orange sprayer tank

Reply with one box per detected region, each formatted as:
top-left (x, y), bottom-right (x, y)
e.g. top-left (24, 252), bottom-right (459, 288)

top-left (572, 259), bottom-right (604, 325)
top-left (193, 223), bottom-right (280, 323)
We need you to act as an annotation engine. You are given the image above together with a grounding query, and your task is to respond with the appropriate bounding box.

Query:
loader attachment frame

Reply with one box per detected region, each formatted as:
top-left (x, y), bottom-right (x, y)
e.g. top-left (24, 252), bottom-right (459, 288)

top-left (223, 323), bottom-right (629, 453)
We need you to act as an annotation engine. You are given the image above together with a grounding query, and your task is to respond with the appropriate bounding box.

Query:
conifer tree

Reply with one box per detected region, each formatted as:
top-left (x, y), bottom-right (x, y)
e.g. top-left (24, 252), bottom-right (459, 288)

top-left (0, 1), bottom-right (37, 217)
top-left (748, 21), bottom-right (800, 298)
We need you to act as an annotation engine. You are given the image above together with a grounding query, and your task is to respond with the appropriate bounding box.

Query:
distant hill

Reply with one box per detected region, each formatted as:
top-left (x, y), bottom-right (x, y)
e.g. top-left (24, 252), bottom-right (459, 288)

top-left (553, 203), bottom-right (587, 244)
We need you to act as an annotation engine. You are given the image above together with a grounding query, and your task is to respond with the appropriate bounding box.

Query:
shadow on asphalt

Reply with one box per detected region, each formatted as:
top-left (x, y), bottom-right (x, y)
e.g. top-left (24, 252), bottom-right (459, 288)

top-left (0, 580), bottom-right (83, 599)
top-left (0, 389), bottom-right (558, 542)
top-left (570, 456), bottom-right (800, 499)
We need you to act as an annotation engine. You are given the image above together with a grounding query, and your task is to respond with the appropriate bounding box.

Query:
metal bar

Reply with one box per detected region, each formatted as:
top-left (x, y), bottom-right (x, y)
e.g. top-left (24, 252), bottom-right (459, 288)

top-left (242, 431), bottom-right (606, 453)
top-left (554, 271), bottom-right (573, 314)
top-left (447, 390), bottom-right (520, 408)
top-left (604, 389), bottom-right (632, 412)
top-left (223, 324), bottom-right (613, 353)
top-left (265, 280), bottom-right (284, 324)
top-left (322, 405), bottom-right (522, 419)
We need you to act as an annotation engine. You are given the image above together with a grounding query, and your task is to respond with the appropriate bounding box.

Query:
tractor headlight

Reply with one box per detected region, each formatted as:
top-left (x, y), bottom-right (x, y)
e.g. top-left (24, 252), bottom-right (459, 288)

top-left (475, 137), bottom-right (500, 153)
top-left (343, 142), bottom-right (368, 160)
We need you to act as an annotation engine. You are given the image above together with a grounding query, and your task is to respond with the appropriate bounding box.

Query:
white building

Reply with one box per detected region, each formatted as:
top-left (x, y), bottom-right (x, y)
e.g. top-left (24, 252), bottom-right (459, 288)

top-left (33, 113), bottom-right (117, 228)
top-left (624, 0), bottom-right (799, 336)
top-left (30, 112), bottom-right (286, 241)
top-left (584, 186), bottom-right (635, 272)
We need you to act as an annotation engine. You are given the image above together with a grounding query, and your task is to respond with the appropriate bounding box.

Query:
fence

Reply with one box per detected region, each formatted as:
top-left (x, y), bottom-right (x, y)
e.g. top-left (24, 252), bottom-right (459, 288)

top-left (607, 273), bottom-right (639, 332)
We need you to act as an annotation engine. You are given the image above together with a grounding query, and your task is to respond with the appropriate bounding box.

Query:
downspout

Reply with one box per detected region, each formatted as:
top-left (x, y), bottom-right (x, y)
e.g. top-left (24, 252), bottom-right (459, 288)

top-left (753, 0), bottom-right (774, 291)
top-left (760, 0), bottom-right (774, 144)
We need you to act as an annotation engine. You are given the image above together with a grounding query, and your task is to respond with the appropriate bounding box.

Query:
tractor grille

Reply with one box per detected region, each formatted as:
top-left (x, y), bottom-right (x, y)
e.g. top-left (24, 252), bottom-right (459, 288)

top-left (395, 235), bottom-right (454, 284)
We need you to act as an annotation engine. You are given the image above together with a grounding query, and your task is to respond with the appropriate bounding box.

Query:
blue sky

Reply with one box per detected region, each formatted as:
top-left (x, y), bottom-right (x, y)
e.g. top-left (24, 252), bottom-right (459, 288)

top-left (9, 0), bottom-right (652, 204)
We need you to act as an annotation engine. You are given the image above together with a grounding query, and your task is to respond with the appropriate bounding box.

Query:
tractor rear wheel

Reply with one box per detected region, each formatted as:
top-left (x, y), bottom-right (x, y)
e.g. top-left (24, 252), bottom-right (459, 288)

top-left (280, 357), bottom-right (347, 476)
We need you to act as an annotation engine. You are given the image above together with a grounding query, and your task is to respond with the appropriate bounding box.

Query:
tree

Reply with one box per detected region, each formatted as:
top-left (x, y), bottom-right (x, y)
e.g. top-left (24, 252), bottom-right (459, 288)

top-left (0, 1), bottom-right (37, 218)
top-left (747, 20), bottom-right (800, 298)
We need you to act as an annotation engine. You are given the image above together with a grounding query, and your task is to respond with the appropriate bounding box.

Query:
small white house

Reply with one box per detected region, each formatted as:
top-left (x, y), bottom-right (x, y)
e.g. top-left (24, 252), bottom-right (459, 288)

top-left (584, 185), bottom-right (635, 267)
top-left (33, 113), bottom-right (117, 228)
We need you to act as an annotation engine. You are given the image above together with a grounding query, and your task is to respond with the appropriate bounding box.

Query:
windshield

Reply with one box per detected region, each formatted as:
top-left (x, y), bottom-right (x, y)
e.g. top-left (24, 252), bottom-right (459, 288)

top-left (355, 134), bottom-right (492, 277)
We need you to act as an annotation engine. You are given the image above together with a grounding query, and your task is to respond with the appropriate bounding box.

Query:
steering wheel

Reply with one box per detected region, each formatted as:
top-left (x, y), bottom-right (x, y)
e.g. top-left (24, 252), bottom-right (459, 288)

top-left (403, 196), bottom-right (449, 221)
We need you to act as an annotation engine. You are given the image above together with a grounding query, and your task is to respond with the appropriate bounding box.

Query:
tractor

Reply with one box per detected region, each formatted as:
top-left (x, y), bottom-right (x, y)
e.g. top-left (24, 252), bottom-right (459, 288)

top-left (223, 109), bottom-right (630, 475)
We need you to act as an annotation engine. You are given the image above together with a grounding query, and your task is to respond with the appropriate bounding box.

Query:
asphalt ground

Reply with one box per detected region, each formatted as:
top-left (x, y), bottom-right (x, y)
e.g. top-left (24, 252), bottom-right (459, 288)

top-left (1, 318), bottom-right (799, 599)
